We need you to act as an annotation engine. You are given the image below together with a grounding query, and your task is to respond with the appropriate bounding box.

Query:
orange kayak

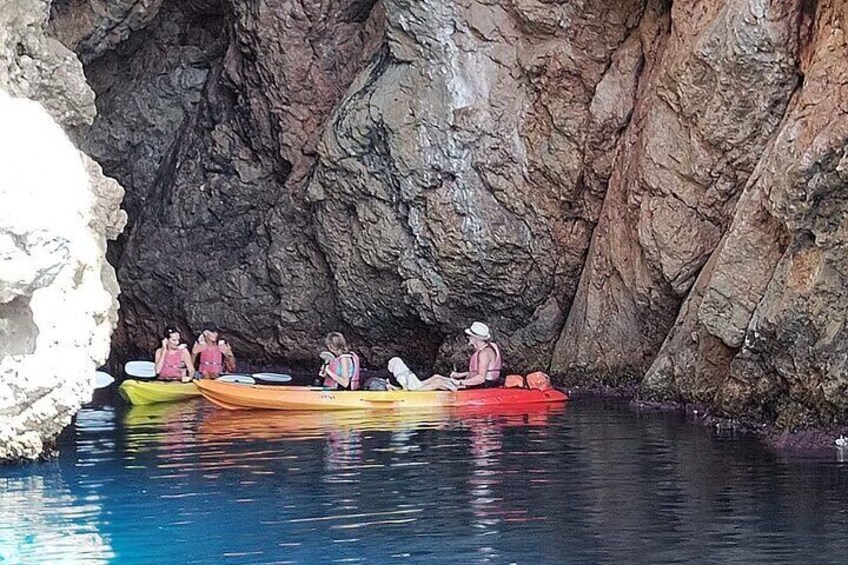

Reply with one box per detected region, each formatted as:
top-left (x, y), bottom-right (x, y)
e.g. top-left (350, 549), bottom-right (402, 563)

top-left (195, 379), bottom-right (568, 411)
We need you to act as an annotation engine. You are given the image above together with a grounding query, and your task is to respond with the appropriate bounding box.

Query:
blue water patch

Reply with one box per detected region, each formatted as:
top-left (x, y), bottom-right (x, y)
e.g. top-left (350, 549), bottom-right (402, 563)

top-left (2, 397), bottom-right (848, 563)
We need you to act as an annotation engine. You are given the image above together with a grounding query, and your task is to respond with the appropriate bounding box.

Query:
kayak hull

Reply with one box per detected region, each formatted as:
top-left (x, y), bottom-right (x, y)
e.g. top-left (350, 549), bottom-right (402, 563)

top-left (118, 379), bottom-right (200, 405)
top-left (195, 379), bottom-right (568, 411)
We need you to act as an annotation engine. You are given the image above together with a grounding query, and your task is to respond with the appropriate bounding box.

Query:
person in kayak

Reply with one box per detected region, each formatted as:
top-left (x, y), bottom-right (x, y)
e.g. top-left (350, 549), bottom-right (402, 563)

top-left (320, 332), bottom-right (361, 390)
top-left (449, 322), bottom-right (502, 388)
top-left (387, 357), bottom-right (460, 391)
top-left (154, 326), bottom-right (195, 382)
top-left (192, 322), bottom-right (236, 378)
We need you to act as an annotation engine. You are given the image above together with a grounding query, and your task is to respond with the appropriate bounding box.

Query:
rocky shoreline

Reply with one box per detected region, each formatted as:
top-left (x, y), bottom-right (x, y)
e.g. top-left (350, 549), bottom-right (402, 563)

top-left (568, 384), bottom-right (848, 454)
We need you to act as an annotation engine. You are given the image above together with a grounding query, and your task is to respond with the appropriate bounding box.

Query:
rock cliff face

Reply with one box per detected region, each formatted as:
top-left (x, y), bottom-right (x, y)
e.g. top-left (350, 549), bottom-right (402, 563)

top-left (306, 0), bottom-right (647, 365)
top-left (38, 0), bottom-right (848, 429)
top-left (551, 0), bottom-right (802, 381)
top-left (641, 0), bottom-right (848, 428)
top-left (0, 0), bottom-right (126, 462)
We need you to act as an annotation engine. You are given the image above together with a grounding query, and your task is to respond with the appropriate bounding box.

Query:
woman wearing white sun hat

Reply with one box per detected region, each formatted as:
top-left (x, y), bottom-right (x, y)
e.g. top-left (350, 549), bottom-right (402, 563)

top-left (449, 322), bottom-right (503, 388)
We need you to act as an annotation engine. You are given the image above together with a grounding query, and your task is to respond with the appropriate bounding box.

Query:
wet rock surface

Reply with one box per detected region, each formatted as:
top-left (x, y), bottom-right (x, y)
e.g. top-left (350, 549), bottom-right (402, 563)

top-left (32, 0), bottom-right (848, 432)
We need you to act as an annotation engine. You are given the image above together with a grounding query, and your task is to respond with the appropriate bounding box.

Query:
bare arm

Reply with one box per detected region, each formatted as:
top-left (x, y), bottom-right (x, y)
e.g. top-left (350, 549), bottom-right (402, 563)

top-left (154, 343), bottom-right (167, 375)
top-left (182, 349), bottom-right (196, 377)
top-left (192, 342), bottom-right (204, 367)
top-left (221, 342), bottom-right (236, 372)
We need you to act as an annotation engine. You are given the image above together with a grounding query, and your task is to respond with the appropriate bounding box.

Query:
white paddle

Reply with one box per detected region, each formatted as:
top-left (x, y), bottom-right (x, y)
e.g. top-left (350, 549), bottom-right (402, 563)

top-left (216, 374), bottom-right (256, 384)
top-left (124, 360), bottom-right (157, 379)
top-left (93, 370), bottom-right (115, 389)
top-left (252, 372), bottom-right (292, 384)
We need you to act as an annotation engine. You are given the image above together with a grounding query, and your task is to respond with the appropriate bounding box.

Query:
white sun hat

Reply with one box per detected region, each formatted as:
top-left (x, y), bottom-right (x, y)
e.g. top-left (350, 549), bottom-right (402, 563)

top-left (464, 321), bottom-right (491, 341)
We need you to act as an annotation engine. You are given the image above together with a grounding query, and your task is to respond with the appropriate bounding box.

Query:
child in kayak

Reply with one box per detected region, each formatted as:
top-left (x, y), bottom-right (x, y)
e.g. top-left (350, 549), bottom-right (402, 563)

top-left (154, 326), bottom-right (196, 382)
top-left (192, 322), bottom-right (236, 379)
top-left (319, 332), bottom-right (361, 390)
top-left (449, 322), bottom-right (502, 388)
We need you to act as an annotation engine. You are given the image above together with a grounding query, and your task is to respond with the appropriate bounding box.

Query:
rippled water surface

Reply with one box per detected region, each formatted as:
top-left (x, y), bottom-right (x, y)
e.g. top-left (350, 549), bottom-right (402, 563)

top-left (3, 396), bottom-right (848, 564)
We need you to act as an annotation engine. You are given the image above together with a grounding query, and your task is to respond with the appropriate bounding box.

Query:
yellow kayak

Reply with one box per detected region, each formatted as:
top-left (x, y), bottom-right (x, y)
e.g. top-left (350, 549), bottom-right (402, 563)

top-left (118, 379), bottom-right (200, 405)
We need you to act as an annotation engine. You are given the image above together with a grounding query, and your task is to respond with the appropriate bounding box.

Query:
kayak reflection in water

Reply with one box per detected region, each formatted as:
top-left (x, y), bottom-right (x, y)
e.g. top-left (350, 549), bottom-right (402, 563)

top-left (192, 322), bottom-right (236, 379)
top-left (449, 322), bottom-right (503, 389)
top-left (319, 332), bottom-right (361, 391)
top-left (154, 325), bottom-right (195, 382)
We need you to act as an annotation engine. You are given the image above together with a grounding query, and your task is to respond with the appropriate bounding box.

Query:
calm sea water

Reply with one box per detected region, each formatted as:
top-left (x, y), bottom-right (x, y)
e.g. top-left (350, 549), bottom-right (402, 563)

top-left (2, 395), bottom-right (848, 564)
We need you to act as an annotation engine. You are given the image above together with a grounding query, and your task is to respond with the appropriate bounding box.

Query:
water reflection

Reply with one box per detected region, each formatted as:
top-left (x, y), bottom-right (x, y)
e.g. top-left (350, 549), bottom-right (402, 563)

top-left (0, 407), bottom-right (116, 563)
top-left (4, 399), bottom-right (848, 563)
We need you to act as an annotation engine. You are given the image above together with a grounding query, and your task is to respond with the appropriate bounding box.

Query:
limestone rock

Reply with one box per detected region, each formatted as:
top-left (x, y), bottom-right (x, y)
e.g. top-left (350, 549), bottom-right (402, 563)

top-left (0, 92), bottom-right (126, 462)
top-left (0, 0), bottom-right (125, 462)
top-left (0, 0), bottom-right (95, 126)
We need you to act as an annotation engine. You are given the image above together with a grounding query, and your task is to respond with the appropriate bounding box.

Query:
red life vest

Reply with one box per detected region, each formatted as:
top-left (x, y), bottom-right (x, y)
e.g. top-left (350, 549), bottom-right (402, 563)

top-left (159, 349), bottom-right (184, 380)
top-left (199, 344), bottom-right (223, 375)
top-left (468, 343), bottom-right (502, 383)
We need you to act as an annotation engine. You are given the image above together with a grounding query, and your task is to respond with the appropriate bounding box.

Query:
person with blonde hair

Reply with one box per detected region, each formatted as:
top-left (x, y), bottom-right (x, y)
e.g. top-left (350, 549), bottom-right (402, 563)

top-left (191, 322), bottom-right (236, 379)
top-left (319, 332), bottom-right (361, 390)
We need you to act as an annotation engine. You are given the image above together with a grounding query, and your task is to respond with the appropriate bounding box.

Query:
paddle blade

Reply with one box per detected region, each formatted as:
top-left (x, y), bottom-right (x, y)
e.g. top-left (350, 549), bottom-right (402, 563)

top-left (125, 360), bottom-right (157, 379)
top-left (252, 372), bottom-right (292, 384)
top-left (93, 371), bottom-right (115, 389)
top-left (216, 374), bottom-right (256, 384)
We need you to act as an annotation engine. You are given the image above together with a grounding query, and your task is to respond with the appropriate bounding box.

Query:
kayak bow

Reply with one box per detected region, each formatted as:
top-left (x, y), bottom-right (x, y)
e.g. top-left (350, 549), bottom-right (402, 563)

top-left (118, 379), bottom-right (201, 406)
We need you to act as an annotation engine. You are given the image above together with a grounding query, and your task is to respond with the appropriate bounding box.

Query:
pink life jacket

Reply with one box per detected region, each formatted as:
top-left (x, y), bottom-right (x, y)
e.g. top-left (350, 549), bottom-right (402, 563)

top-left (199, 344), bottom-right (223, 375)
top-left (469, 342), bottom-right (502, 383)
top-left (159, 349), bottom-right (184, 380)
top-left (323, 352), bottom-right (361, 391)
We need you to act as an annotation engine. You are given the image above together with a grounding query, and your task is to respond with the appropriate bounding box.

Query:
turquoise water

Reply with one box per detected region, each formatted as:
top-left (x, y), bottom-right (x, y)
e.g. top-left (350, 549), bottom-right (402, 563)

top-left (2, 396), bottom-right (848, 564)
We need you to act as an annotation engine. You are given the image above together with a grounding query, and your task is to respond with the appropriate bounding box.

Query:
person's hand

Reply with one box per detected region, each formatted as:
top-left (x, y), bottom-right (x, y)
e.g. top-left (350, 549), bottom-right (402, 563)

top-left (220, 341), bottom-right (232, 356)
top-left (161, 338), bottom-right (169, 350)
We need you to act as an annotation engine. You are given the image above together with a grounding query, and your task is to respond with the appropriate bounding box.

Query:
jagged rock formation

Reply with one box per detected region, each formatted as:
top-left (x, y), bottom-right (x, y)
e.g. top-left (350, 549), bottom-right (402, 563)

top-left (39, 0), bottom-right (848, 429)
top-left (0, 0), bottom-right (126, 462)
top-left (551, 0), bottom-right (802, 382)
top-left (69, 0), bottom-right (386, 363)
top-left (641, 0), bottom-right (848, 429)
top-left (307, 0), bottom-right (647, 366)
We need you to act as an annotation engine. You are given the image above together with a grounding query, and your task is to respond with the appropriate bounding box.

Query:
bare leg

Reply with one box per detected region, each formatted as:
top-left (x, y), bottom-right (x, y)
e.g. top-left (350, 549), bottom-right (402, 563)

top-left (417, 375), bottom-right (460, 391)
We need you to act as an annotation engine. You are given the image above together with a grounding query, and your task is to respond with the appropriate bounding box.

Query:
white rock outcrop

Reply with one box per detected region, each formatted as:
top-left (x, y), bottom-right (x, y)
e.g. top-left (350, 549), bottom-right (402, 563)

top-left (0, 90), bottom-right (126, 461)
top-left (0, 0), bottom-right (126, 462)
